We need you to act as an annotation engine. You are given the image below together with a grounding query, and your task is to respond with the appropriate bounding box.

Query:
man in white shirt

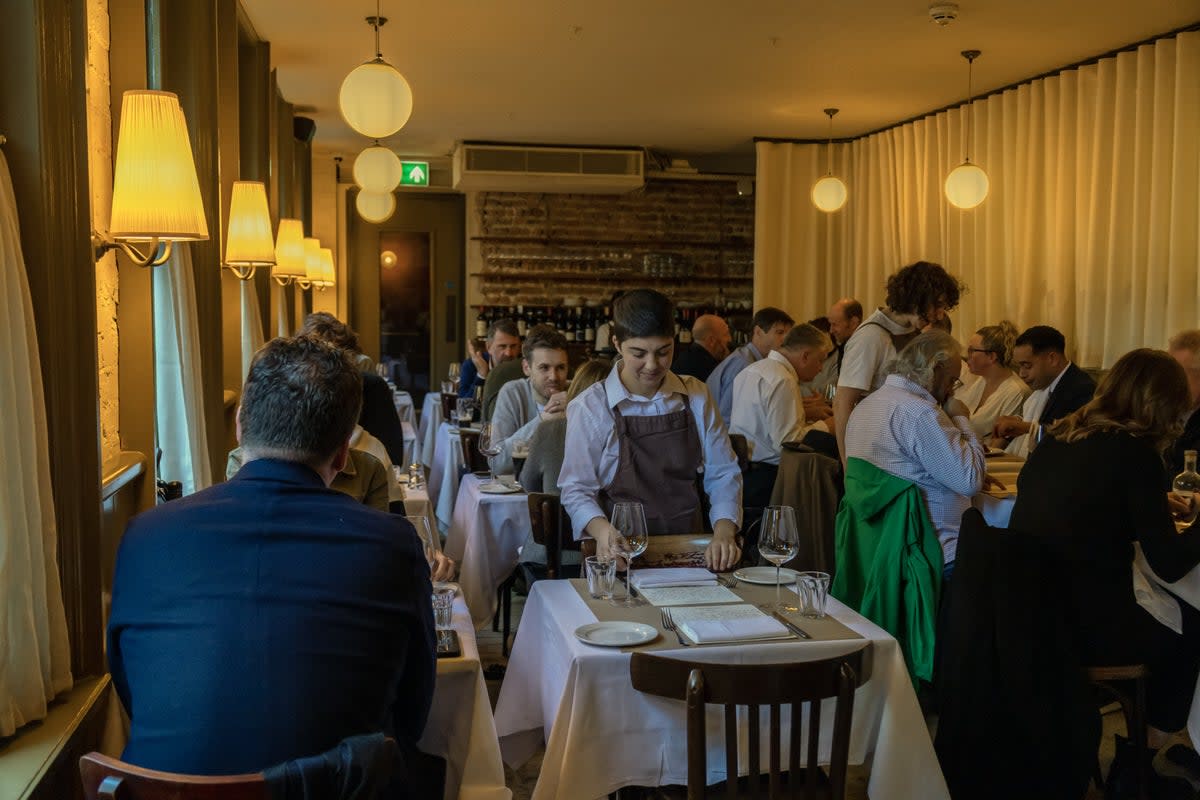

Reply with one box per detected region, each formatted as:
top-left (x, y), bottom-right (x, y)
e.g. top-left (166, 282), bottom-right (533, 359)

top-left (843, 330), bottom-right (986, 567)
top-left (731, 323), bottom-right (834, 509)
top-left (488, 324), bottom-right (569, 474)
top-left (835, 261), bottom-right (965, 463)
top-left (707, 307), bottom-right (795, 422)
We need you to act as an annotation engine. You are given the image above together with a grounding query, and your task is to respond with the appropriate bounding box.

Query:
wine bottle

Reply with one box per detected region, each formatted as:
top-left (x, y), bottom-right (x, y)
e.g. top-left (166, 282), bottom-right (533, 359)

top-left (515, 305), bottom-right (528, 337)
top-left (583, 307), bottom-right (596, 343)
top-left (1172, 449), bottom-right (1200, 526)
top-left (679, 308), bottom-right (693, 345)
top-left (474, 307), bottom-right (488, 338)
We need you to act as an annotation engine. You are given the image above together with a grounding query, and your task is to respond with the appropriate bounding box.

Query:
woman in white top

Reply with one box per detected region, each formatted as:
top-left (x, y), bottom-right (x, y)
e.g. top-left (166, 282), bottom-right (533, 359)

top-left (558, 289), bottom-right (743, 571)
top-left (955, 320), bottom-right (1031, 444)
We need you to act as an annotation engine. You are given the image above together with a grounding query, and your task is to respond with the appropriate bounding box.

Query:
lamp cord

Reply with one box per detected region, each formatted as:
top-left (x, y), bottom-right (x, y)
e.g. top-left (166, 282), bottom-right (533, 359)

top-left (374, 0), bottom-right (383, 58)
top-left (963, 52), bottom-right (977, 164)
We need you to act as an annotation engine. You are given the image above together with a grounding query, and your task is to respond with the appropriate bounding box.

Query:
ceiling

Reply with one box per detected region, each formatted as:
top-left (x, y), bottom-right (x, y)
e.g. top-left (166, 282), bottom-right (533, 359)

top-left (241, 0), bottom-right (1199, 163)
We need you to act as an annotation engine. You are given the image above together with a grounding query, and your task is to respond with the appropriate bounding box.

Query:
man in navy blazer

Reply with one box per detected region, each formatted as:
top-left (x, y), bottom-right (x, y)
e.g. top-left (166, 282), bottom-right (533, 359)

top-left (108, 336), bottom-right (436, 781)
top-left (993, 325), bottom-right (1097, 446)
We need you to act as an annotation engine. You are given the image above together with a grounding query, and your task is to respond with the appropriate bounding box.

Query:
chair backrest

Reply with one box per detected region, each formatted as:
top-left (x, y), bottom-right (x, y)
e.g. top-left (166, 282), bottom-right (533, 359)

top-left (728, 433), bottom-right (751, 474)
top-left (440, 391), bottom-right (457, 422)
top-left (630, 647), bottom-right (866, 800)
top-left (79, 752), bottom-right (268, 800)
top-left (526, 492), bottom-right (580, 578)
top-left (457, 429), bottom-right (491, 472)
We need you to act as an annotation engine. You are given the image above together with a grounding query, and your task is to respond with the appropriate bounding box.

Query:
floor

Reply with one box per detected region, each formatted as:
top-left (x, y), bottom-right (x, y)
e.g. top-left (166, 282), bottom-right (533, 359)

top-left (474, 591), bottom-right (1190, 800)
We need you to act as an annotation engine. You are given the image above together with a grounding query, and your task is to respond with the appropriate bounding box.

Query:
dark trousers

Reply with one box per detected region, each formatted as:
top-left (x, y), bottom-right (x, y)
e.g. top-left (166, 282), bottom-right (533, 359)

top-left (1144, 592), bottom-right (1200, 732)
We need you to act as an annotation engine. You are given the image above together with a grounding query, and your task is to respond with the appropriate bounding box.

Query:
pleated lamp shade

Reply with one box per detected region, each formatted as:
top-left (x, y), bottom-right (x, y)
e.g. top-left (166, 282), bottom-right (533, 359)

top-left (314, 248), bottom-right (337, 290)
top-left (109, 90), bottom-right (209, 241)
top-left (339, 58), bottom-right (414, 139)
top-left (302, 237), bottom-right (321, 285)
top-left (272, 219), bottom-right (307, 281)
top-left (224, 181), bottom-right (275, 267)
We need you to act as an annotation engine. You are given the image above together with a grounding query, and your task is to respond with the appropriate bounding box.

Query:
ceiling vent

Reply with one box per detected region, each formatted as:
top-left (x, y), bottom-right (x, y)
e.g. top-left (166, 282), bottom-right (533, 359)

top-left (452, 143), bottom-right (644, 194)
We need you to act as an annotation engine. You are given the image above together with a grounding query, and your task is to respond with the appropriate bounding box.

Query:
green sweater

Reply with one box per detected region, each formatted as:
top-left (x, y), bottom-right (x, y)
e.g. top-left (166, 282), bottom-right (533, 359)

top-left (831, 457), bottom-right (943, 685)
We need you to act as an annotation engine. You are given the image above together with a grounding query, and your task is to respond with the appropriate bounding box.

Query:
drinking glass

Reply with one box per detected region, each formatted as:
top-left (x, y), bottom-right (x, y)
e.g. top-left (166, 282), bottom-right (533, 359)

top-left (585, 556), bottom-right (616, 599)
top-left (797, 571), bottom-right (831, 618)
top-left (405, 515), bottom-right (438, 569)
top-left (511, 438), bottom-right (530, 480)
top-left (759, 506), bottom-right (800, 611)
top-left (447, 361), bottom-right (460, 393)
top-left (431, 585), bottom-right (455, 647)
top-left (823, 384), bottom-right (838, 404)
top-left (609, 501), bottom-right (649, 607)
top-left (477, 422), bottom-right (503, 484)
top-left (456, 397), bottom-right (474, 428)
top-left (407, 463), bottom-right (424, 489)
top-left (441, 380), bottom-right (454, 394)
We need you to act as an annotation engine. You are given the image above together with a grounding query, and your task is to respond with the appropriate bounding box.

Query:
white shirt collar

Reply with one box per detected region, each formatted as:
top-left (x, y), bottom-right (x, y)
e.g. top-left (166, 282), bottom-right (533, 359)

top-left (603, 359), bottom-right (687, 408)
top-left (766, 349), bottom-right (799, 381)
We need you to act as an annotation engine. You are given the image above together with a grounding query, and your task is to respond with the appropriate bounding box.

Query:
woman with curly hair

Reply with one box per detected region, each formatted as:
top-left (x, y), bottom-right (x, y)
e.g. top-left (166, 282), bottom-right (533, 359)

top-left (954, 320), bottom-right (1030, 444)
top-left (1010, 348), bottom-right (1200, 797)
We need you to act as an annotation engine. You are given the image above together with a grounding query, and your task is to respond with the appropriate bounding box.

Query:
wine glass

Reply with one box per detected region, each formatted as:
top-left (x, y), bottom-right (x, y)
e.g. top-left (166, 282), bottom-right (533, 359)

top-left (405, 515), bottom-right (438, 571)
top-left (823, 383), bottom-right (838, 405)
top-left (759, 506), bottom-right (800, 611)
top-left (447, 361), bottom-right (461, 392)
top-left (476, 422), bottom-right (503, 485)
top-left (609, 501), bottom-right (648, 607)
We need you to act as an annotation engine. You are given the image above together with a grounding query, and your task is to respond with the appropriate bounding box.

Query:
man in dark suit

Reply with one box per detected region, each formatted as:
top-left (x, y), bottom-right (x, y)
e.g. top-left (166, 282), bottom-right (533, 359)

top-left (993, 325), bottom-right (1096, 449)
top-left (108, 336), bottom-right (436, 782)
top-left (672, 313), bottom-right (732, 382)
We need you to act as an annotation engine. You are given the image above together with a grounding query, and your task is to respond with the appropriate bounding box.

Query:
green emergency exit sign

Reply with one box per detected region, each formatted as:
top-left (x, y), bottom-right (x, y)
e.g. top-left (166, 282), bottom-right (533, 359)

top-left (399, 161), bottom-right (429, 187)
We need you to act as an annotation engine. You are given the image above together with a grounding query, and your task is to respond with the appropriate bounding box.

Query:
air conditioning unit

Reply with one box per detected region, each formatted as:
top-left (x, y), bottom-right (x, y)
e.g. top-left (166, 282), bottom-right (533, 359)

top-left (452, 143), bottom-right (644, 194)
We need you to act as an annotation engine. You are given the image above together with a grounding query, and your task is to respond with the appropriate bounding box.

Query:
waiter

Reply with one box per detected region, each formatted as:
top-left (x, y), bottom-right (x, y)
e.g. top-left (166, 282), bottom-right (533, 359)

top-left (559, 289), bottom-right (743, 571)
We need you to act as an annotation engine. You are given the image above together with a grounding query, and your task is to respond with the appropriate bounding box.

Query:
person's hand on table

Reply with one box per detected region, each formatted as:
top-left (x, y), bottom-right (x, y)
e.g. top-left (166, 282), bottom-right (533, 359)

top-left (802, 395), bottom-right (833, 423)
top-left (430, 551), bottom-right (457, 583)
top-left (540, 391), bottom-right (568, 421)
top-left (1168, 492), bottom-right (1198, 524)
top-left (982, 474), bottom-right (1008, 493)
top-left (993, 415), bottom-right (1030, 440)
top-left (705, 519), bottom-right (741, 572)
top-left (587, 517), bottom-right (629, 568)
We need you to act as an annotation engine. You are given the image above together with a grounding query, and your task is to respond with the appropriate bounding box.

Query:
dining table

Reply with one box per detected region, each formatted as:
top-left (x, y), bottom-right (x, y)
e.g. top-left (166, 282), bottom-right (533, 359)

top-left (420, 591), bottom-right (512, 800)
top-left (401, 419), bottom-right (417, 470)
top-left (443, 474), bottom-right (531, 629)
top-left (392, 389), bottom-right (415, 425)
top-left (493, 577), bottom-right (949, 800)
top-left (420, 392), bottom-right (445, 468)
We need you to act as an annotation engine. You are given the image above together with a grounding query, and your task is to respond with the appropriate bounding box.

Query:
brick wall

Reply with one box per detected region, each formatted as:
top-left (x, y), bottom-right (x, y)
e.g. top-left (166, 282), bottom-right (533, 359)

top-left (467, 179), bottom-right (754, 311)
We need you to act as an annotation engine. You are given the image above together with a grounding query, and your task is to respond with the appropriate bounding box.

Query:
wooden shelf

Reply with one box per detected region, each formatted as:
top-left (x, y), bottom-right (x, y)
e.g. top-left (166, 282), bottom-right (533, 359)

top-left (472, 235), bottom-right (751, 250)
top-left (470, 271), bottom-right (750, 284)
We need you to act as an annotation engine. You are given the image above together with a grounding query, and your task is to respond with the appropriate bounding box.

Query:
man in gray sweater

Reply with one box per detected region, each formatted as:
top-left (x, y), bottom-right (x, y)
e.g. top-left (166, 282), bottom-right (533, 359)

top-left (489, 324), bottom-right (569, 475)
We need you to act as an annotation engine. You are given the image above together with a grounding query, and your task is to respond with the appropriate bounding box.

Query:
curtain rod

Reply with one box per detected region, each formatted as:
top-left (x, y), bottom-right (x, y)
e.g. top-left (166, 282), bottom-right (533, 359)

top-left (756, 20), bottom-right (1200, 147)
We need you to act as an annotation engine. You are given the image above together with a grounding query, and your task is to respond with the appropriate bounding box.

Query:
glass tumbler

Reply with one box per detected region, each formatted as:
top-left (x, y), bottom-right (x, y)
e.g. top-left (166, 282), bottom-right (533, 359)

top-left (431, 586), bottom-right (455, 643)
top-left (797, 571), bottom-right (831, 619)
top-left (585, 556), bottom-right (616, 599)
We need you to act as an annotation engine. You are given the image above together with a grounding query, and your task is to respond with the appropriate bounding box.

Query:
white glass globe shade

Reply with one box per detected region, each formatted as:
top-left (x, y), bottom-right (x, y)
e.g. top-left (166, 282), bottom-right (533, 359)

top-left (380, 250), bottom-right (398, 269)
top-left (354, 145), bottom-right (403, 192)
top-left (811, 175), bottom-right (848, 213)
top-left (356, 190), bottom-right (396, 223)
top-left (339, 58), bottom-right (413, 139)
top-left (944, 162), bottom-right (990, 209)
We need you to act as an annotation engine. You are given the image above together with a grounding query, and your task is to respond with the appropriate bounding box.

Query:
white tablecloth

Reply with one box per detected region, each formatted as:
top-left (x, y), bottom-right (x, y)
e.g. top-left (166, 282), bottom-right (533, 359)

top-left (444, 475), bottom-right (531, 629)
top-left (429, 423), bottom-right (465, 535)
top-left (420, 393), bottom-right (445, 468)
top-left (402, 485), bottom-right (440, 551)
top-left (393, 390), bottom-right (415, 425)
top-left (402, 420), bottom-right (417, 469)
top-left (493, 581), bottom-right (949, 800)
top-left (420, 593), bottom-right (511, 800)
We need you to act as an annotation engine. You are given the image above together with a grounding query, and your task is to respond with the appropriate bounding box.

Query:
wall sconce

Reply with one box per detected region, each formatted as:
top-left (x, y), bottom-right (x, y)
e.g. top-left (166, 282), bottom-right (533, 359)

top-left (223, 181), bottom-right (275, 279)
top-left (313, 247), bottom-right (337, 291)
top-left (297, 237), bottom-right (321, 290)
top-left (271, 219), bottom-right (307, 286)
top-left (95, 90), bottom-right (209, 267)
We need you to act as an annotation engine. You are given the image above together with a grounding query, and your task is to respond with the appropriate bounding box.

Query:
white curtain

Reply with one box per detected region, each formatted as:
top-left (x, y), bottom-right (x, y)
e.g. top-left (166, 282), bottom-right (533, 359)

top-left (0, 151), bottom-right (73, 736)
top-left (240, 277), bottom-right (265, 379)
top-left (755, 30), bottom-right (1200, 368)
top-left (154, 244), bottom-right (213, 496)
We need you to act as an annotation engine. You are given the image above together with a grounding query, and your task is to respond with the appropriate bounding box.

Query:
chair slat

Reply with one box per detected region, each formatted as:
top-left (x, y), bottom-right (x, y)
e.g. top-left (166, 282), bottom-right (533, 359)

top-left (806, 697), bottom-right (822, 799)
top-left (769, 704), bottom-right (782, 798)
top-left (789, 701), bottom-right (801, 800)
top-left (725, 704), bottom-right (738, 800)
top-left (687, 669), bottom-right (707, 800)
top-left (747, 704), bottom-right (760, 799)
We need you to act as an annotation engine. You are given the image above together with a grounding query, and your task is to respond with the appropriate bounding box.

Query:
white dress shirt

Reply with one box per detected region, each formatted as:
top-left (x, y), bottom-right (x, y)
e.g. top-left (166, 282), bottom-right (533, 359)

top-left (1005, 362), bottom-right (1072, 457)
top-left (559, 362), bottom-right (743, 537)
top-left (954, 371), bottom-right (1031, 444)
top-left (844, 375), bottom-right (986, 564)
top-left (730, 350), bottom-right (822, 466)
top-left (489, 378), bottom-right (545, 474)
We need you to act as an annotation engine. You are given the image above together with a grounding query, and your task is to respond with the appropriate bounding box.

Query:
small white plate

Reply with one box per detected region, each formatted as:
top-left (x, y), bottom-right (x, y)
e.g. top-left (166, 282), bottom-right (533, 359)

top-left (574, 621), bottom-right (659, 647)
top-left (733, 566), bottom-right (801, 586)
top-left (479, 482), bottom-right (522, 494)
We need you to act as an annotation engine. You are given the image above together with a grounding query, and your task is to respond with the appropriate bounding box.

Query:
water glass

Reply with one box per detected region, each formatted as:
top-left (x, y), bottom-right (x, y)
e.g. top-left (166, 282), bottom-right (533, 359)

top-left (441, 380), bottom-right (454, 394)
top-left (431, 585), bottom-right (455, 638)
top-left (407, 463), bottom-right (424, 489)
top-left (456, 397), bottom-right (474, 427)
top-left (585, 556), bottom-right (616, 599)
top-left (797, 571), bottom-right (831, 618)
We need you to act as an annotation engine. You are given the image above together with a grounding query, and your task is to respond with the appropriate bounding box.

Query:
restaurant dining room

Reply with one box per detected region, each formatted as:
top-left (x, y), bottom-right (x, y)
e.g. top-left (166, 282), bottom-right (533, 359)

top-left (4, 0), bottom-right (1200, 798)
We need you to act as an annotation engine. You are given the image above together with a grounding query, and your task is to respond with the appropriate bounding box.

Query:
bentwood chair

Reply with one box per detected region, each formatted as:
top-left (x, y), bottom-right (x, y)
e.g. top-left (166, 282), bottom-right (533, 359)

top-left (79, 753), bottom-right (268, 800)
top-left (440, 391), bottom-right (457, 423)
top-left (630, 647), bottom-right (867, 799)
top-left (457, 429), bottom-right (491, 474)
top-left (1086, 663), bottom-right (1150, 800)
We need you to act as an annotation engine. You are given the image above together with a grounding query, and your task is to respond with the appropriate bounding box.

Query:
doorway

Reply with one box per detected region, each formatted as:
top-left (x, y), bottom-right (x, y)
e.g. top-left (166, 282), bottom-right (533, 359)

top-left (379, 232), bottom-right (432, 400)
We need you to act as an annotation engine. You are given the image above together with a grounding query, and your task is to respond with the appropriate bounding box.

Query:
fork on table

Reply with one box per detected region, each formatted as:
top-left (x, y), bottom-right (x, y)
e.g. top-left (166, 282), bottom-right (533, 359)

top-left (659, 607), bottom-right (691, 647)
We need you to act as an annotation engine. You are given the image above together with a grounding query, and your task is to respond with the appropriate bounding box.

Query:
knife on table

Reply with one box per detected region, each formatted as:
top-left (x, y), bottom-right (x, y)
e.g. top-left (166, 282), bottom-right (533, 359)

top-left (772, 611), bottom-right (811, 640)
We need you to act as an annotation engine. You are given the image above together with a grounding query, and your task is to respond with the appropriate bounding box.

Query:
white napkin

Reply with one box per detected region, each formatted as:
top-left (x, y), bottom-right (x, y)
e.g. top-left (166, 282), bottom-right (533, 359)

top-left (679, 616), bottom-right (788, 644)
top-left (631, 568), bottom-right (716, 589)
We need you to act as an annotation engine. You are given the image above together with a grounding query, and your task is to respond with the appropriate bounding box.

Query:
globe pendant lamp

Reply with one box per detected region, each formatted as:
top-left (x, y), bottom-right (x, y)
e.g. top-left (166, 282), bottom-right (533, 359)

top-left (357, 189), bottom-right (396, 223)
top-left (945, 50), bottom-right (989, 209)
top-left (339, 6), bottom-right (413, 139)
top-left (354, 142), bottom-right (403, 192)
top-left (811, 108), bottom-right (848, 213)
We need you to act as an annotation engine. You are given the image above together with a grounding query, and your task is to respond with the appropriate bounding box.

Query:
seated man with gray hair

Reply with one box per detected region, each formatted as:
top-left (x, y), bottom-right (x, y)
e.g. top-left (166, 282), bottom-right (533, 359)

top-left (833, 331), bottom-right (985, 684)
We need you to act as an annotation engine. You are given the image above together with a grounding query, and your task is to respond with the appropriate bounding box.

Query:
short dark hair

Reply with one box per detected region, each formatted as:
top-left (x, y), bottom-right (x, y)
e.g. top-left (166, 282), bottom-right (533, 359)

top-left (751, 307), bottom-right (794, 334)
top-left (1015, 325), bottom-right (1067, 355)
top-left (841, 299), bottom-right (864, 322)
top-left (884, 261), bottom-right (965, 317)
top-left (297, 312), bottom-right (361, 354)
top-left (522, 323), bottom-right (568, 361)
top-left (612, 289), bottom-right (674, 343)
top-left (240, 336), bottom-right (363, 466)
top-left (807, 316), bottom-right (831, 333)
top-left (487, 318), bottom-right (520, 341)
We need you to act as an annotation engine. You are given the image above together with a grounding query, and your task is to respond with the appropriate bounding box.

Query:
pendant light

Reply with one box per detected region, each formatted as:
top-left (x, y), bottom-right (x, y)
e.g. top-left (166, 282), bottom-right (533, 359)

top-left (339, 4), bottom-right (413, 139)
top-left (356, 189), bottom-right (396, 223)
top-left (354, 142), bottom-right (403, 192)
top-left (944, 50), bottom-right (989, 209)
top-left (811, 108), bottom-right (848, 213)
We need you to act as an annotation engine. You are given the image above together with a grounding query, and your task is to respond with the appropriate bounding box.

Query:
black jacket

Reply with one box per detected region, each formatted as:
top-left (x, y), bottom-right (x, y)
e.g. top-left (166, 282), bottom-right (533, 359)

top-left (1038, 363), bottom-right (1096, 426)
top-left (360, 373), bottom-right (407, 466)
top-left (671, 342), bottom-right (720, 382)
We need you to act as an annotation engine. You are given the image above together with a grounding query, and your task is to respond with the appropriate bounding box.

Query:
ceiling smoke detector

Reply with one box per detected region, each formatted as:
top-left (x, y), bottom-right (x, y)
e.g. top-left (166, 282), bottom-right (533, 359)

top-left (928, 2), bottom-right (959, 25)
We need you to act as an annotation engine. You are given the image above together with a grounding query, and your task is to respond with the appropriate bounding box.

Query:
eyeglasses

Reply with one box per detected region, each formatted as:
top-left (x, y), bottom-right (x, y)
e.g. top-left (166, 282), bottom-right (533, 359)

top-left (966, 347), bottom-right (997, 357)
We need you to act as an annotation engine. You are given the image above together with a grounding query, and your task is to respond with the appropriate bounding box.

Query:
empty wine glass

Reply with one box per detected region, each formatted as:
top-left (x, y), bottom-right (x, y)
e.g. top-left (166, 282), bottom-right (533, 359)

top-left (405, 515), bottom-right (438, 570)
top-left (823, 383), bottom-right (837, 405)
top-left (477, 422), bottom-right (503, 485)
top-left (447, 361), bottom-right (461, 392)
top-left (759, 506), bottom-right (800, 611)
top-left (609, 501), bottom-right (648, 607)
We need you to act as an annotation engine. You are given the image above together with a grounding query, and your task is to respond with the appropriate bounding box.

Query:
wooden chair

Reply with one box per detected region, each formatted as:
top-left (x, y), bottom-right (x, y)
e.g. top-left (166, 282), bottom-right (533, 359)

top-left (457, 429), bottom-right (491, 473)
top-left (526, 492), bottom-right (582, 580)
top-left (440, 391), bottom-right (457, 422)
top-left (630, 647), bottom-right (867, 799)
top-left (1087, 663), bottom-right (1150, 800)
top-left (79, 752), bottom-right (268, 800)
